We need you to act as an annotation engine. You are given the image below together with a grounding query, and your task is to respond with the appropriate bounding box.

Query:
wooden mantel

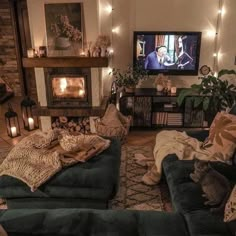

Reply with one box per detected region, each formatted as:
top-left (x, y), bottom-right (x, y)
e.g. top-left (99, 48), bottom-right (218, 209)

top-left (32, 96), bottom-right (109, 117)
top-left (22, 57), bottom-right (109, 68)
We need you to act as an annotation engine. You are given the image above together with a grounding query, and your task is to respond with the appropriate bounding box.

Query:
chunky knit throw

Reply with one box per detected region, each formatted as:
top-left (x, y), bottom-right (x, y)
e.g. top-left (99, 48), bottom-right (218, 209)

top-left (0, 130), bottom-right (110, 192)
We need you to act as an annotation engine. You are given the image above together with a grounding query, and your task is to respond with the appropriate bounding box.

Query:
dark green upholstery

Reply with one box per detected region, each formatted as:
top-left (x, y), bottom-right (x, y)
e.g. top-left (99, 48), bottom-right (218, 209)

top-left (0, 209), bottom-right (188, 236)
top-left (184, 210), bottom-right (232, 236)
top-left (0, 138), bottom-right (121, 209)
top-left (2, 105), bottom-right (236, 235)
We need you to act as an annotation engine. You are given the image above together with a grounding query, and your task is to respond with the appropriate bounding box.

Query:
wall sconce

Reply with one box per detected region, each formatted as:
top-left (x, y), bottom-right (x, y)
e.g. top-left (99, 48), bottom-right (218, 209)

top-left (21, 97), bottom-right (39, 131)
top-left (5, 103), bottom-right (21, 138)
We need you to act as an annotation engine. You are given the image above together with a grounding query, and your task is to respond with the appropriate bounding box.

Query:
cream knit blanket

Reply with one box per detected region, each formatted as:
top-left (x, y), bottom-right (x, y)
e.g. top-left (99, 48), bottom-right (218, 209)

top-left (136, 130), bottom-right (228, 185)
top-left (0, 131), bottom-right (110, 192)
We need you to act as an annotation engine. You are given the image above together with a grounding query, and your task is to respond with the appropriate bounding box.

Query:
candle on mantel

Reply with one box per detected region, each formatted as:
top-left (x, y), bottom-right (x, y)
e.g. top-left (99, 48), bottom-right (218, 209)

top-left (11, 126), bottom-right (17, 137)
top-left (27, 48), bottom-right (35, 58)
top-left (171, 87), bottom-right (177, 94)
top-left (28, 117), bottom-right (34, 130)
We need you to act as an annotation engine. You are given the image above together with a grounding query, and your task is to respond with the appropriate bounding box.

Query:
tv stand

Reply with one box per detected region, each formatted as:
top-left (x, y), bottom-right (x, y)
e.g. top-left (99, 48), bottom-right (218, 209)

top-left (118, 88), bottom-right (208, 128)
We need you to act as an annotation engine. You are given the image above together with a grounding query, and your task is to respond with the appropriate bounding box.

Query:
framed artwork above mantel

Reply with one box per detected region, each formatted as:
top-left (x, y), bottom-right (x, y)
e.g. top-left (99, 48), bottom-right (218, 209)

top-left (44, 3), bottom-right (85, 57)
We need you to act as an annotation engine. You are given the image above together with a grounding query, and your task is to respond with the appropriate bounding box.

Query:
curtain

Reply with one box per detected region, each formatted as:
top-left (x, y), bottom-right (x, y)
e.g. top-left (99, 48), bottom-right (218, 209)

top-left (155, 35), bottom-right (165, 47)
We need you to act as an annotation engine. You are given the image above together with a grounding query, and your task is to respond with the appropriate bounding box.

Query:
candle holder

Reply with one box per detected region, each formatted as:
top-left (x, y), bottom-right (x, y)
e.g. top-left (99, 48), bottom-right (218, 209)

top-left (21, 97), bottom-right (39, 131)
top-left (5, 103), bottom-right (21, 138)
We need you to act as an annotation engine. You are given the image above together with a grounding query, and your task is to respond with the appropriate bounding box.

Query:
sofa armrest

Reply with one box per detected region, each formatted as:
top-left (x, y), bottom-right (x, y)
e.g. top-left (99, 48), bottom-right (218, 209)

top-left (186, 130), bottom-right (209, 142)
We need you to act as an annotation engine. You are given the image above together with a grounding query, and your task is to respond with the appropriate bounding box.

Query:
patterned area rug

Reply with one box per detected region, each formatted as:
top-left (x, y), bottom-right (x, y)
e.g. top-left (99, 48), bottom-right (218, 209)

top-left (111, 145), bottom-right (172, 211)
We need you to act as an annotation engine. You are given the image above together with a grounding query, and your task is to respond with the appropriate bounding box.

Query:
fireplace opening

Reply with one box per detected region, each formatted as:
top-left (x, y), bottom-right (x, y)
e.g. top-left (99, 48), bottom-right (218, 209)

top-left (45, 68), bottom-right (92, 108)
top-left (52, 76), bottom-right (86, 99)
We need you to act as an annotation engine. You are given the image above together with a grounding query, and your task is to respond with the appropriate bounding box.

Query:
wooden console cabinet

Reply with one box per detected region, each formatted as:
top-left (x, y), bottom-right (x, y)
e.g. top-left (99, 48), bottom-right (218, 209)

top-left (119, 88), bottom-right (208, 128)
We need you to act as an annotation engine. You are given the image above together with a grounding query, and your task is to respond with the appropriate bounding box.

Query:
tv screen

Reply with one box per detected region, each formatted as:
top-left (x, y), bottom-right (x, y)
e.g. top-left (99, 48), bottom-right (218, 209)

top-left (133, 31), bottom-right (202, 75)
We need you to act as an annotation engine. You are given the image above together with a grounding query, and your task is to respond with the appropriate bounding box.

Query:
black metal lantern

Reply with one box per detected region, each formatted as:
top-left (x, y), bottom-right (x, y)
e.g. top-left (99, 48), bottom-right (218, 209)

top-left (21, 97), bottom-right (39, 131)
top-left (5, 103), bottom-right (21, 138)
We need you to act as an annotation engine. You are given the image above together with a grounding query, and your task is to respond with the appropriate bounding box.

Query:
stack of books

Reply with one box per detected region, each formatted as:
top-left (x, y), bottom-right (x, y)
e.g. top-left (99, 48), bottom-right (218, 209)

top-left (152, 112), bottom-right (183, 126)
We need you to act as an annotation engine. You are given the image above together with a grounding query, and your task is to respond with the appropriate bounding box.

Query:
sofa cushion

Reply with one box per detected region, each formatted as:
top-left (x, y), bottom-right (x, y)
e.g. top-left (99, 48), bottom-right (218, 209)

top-left (184, 210), bottom-right (232, 236)
top-left (224, 185), bottom-right (236, 222)
top-left (203, 112), bottom-right (236, 163)
top-left (0, 209), bottom-right (188, 236)
top-left (0, 138), bottom-right (121, 201)
top-left (163, 154), bottom-right (208, 213)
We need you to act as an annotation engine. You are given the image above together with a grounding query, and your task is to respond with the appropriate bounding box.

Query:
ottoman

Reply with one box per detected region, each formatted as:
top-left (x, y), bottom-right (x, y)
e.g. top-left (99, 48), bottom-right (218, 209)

top-left (0, 138), bottom-right (121, 209)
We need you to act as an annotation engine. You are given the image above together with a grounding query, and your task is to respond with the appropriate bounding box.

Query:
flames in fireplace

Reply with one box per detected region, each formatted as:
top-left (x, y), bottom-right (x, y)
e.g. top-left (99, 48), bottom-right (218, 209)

top-left (44, 68), bottom-right (92, 108)
top-left (52, 76), bottom-right (86, 99)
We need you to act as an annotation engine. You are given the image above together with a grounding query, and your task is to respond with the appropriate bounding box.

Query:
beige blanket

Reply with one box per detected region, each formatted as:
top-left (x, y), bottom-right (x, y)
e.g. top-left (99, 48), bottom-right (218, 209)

top-left (0, 131), bottom-right (110, 192)
top-left (137, 130), bottom-right (229, 185)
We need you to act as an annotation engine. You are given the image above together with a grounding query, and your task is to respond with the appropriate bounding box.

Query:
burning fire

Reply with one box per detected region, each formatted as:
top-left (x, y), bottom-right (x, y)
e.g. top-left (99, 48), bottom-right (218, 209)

top-left (60, 78), bottom-right (67, 92)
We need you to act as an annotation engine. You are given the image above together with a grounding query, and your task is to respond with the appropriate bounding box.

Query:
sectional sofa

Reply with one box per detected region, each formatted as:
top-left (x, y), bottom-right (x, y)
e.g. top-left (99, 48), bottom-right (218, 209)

top-left (0, 128), bottom-right (236, 235)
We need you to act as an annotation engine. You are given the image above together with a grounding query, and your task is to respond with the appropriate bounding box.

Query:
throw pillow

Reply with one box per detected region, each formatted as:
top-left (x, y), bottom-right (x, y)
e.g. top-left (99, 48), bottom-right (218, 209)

top-left (59, 133), bottom-right (110, 154)
top-left (202, 112), bottom-right (236, 162)
top-left (30, 128), bottom-right (63, 149)
top-left (101, 104), bottom-right (123, 127)
top-left (224, 185), bottom-right (236, 222)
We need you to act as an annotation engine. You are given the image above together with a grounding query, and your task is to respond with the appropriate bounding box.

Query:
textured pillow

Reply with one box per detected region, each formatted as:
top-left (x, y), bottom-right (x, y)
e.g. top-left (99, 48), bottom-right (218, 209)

top-left (101, 104), bottom-right (123, 127)
top-left (224, 185), bottom-right (236, 222)
top-left (59, 133), bottom-right (110, 155)
top-left (30, 129), bottom-right (62, 149)
top-left (203, 112), bottom-right (236, 162)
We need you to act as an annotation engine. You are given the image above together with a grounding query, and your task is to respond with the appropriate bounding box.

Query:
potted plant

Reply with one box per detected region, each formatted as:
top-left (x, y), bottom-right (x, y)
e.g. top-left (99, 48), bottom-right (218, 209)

top-left (110, 63), bottom-right (148, 93)
top-left (177, 69), bottom-right (236, 123)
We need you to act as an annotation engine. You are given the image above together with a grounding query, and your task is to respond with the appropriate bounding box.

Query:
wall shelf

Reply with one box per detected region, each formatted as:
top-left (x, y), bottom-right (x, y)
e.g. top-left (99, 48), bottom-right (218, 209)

top-left (22, 57), bottom-right (108, 68)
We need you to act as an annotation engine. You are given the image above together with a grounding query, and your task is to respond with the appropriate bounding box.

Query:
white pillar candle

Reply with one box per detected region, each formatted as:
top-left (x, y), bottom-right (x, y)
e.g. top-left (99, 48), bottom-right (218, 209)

top-left (28, 117), bottom-right (34, 130)
top-left (27, 48), bottom-right (34, 58)
top-left (171, 87), bottom-right (177, 94)
top-left (11, 126), bottom-right (17, 137)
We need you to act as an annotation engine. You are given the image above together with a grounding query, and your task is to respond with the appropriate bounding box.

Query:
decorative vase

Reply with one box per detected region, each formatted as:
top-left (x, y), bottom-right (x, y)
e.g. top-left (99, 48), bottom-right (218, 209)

top-left (55, 37), bottom-right (71, 50)
top-left (100, 47), bottom-right (107, 57)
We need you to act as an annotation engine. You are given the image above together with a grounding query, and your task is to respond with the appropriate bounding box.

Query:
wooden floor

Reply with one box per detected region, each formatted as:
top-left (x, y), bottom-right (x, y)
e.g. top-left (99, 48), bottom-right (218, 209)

top-left (0, 96), bottom-right (160, 149)
top-left (0, 96), bottom-right (199, 149)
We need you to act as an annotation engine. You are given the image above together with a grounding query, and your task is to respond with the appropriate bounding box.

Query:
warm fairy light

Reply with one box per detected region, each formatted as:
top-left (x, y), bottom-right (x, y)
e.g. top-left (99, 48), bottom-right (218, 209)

top-left (105, 5), bottom-right (113, 14)
top-left (60, 78), bottom-right (67, 92)
top-left (213, 53), bottom-right (218, 57)
top-left (112, 26), bottom-right (120, 34)
top-left (108, 67), bottom-right (113, 74)
top-left (218, 7), bottom-right (225, 15)
top-left (108, 48), bottom-right (114, 55)
top-left (207, 30), bottom-right (216, 38)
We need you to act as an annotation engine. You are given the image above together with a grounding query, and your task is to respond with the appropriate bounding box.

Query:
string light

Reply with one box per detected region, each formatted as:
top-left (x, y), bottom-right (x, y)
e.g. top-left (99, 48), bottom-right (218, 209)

top-left (207, 30), bottom-right (216, 38)
top-left (112, 26), bottom-right (120, 34)
top-left (212, 0), bottom-right (224, 73)
top-left (105, 5), bottom-right (113, 14)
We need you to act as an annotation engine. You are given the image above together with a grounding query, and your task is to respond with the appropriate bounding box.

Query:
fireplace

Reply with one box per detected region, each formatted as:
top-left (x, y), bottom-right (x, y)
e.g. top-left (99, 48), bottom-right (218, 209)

top-left (44, 68), bottom-right (92, 108)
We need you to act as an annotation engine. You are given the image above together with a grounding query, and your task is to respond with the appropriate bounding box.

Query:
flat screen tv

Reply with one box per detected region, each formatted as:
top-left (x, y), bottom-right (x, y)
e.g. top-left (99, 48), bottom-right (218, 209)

top-left (133, 31), bottom-right (202, 75)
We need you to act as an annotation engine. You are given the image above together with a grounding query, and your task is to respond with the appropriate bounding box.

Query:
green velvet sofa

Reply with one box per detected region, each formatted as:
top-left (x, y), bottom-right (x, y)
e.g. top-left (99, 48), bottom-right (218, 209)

top-left (0, 138), bottom-right (121, 209)
top-left (1, 110), bottom-right (236, 235)
top-left (0, 129), bottom-right (236, 235)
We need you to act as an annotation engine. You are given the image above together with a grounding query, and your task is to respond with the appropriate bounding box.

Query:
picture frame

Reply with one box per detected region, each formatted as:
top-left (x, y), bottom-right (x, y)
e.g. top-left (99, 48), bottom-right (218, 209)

top-left (44, 3), bottom-right (84, 57)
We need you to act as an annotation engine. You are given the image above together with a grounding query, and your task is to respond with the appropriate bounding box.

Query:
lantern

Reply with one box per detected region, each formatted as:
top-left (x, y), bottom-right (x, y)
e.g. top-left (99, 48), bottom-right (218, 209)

top-left (5, 103), bottom-right (21, 138)
top-left (21, 97), bottom-right (39, 131)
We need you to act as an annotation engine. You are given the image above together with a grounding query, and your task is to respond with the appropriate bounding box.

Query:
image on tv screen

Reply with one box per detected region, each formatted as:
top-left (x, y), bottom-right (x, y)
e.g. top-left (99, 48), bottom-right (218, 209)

top-left (134, 31), bottom-right (202, 75)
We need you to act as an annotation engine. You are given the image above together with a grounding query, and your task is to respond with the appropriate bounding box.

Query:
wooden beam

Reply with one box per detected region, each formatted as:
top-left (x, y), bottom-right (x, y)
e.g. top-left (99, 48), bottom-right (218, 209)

top-left (22, 57), bottom-right (109, 68)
